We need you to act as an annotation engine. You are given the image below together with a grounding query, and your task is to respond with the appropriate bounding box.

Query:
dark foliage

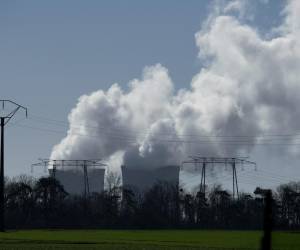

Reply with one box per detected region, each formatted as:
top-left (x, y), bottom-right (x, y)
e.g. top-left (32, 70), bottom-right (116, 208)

top-left (4, 176), bottom-right (300, 230)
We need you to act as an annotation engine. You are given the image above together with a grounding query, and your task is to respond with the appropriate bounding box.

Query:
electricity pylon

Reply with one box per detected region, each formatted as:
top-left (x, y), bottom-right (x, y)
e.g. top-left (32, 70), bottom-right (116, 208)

top-left (32, 159), bottom-right (106, 199)
top-left (182, 156), bottom-right (256, 199)
top-left (0, 100), bottom-right (27, 231)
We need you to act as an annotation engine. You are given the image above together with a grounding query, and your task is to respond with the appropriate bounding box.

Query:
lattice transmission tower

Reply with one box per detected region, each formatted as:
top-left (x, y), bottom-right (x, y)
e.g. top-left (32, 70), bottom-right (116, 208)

top-left (32, 159), bottom-right (106, 199)
top-left (0, 100), bottom-right (27, 231)
top-left (182, 156), bottom-right (256, 199)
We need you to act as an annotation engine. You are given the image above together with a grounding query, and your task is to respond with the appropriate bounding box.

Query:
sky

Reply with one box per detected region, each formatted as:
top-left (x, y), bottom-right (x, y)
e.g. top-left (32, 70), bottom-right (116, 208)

top-left (1, 0), bottom-right (299, 193)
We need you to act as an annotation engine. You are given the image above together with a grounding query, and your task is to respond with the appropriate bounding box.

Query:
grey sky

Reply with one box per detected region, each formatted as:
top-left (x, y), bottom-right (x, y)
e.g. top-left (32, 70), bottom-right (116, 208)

top-left (1, 0), bottom-right (208, 176)
top-left (0, 0), bottom-right (295, 192)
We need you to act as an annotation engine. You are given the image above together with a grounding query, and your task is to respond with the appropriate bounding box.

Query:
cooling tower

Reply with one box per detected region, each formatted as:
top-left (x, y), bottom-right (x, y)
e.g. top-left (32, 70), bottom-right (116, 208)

top-left (121, 165), bottom-right (180, 193)
top-left (49, 168), bottom-right (105, 195)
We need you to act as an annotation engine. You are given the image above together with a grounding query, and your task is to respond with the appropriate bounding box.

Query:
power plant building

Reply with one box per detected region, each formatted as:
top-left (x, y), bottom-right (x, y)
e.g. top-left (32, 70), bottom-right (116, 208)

top-left (121, 165), bottom-right (180, 193)
top-left (49, 168), bottom-right (105, 195)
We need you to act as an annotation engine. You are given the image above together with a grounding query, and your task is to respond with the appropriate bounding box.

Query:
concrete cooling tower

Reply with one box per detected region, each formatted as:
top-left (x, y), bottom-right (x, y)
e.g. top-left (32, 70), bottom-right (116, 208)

top-left (49, 168), bottom-right (105, 195)
top-left (121, 165), bottom-right (180, 193)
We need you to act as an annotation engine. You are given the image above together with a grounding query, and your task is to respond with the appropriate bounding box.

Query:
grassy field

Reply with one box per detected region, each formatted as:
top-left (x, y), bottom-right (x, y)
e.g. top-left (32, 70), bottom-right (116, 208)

top-left (0, 229), bottom-right (299, 250)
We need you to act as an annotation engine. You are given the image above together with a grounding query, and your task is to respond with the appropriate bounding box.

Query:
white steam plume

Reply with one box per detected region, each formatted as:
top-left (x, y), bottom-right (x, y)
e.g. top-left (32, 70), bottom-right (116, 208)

top-left (51, 0), bottom-right (300, 171)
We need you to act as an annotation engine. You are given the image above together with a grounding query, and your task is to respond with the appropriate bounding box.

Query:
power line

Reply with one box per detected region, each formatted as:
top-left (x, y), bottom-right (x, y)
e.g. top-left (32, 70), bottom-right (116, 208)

top-left (216, 167), bottom-right (296, 185)
top-left (27, 113), bottom-right (300, 139)
top-left (10, 121), bottom-right (300, 147)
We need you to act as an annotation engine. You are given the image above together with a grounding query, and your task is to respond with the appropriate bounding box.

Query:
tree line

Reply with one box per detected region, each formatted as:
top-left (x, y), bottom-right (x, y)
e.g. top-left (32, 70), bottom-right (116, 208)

top-left (4, 174), bottom-right (300, 229)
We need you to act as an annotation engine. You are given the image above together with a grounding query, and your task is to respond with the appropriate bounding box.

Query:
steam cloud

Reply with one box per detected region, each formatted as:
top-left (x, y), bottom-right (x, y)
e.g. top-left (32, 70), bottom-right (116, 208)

top-left (51, 0), bottom-right (300, 171)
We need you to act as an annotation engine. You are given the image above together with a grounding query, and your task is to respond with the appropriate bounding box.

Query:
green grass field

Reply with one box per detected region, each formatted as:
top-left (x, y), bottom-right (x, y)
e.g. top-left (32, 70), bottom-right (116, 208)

top-left (0, 230), bottom-right (299, 250)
